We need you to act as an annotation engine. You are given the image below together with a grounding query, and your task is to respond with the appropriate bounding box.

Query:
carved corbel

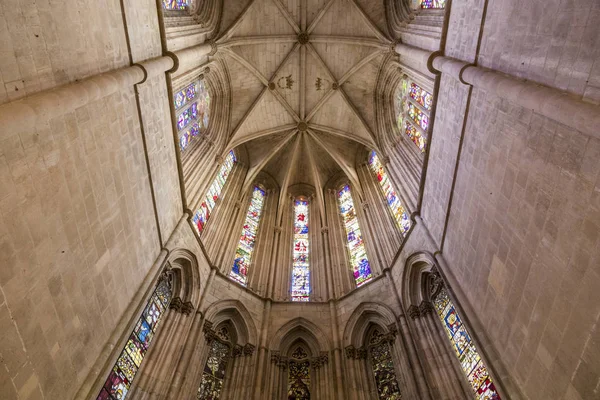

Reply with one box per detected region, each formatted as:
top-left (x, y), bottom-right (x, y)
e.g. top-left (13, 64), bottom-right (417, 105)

top-left (344, 345), bottom-right (356, 359)
top-left (243, 343), bottom-right (256, 356)
top-left (407, 305), bottom-right (420, 320)
top-left (233, 345), bottom-right (244, 358)
top-left (419, 301), bottom-right (435, 316)
top-left (271, 351), bottom-right (281, 364)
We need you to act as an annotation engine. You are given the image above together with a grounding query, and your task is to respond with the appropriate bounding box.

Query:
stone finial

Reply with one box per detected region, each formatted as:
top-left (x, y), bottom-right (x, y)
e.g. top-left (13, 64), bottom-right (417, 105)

top-left (243, 343), bottom-right (256, 356)
top-left (407, 305), bottom-right (420, 320)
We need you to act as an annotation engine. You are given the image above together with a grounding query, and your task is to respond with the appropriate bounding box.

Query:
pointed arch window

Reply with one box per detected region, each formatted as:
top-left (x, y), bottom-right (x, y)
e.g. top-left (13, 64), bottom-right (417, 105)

top-left (174, 79), bottom-right (211, 152)
top-left (230, 186), bottom-right (266, 286)
top-left (96, 276), bottom-right (172, 400)
top-left (291, 198), bottom-right (310, 301)
top-left (197, 327), bottom-right (232, 400)
top-left (192, 151), bottom-right (236, 234)
top-left (433, 287), bottom-right (501, 399)
top-left (288, 346), bottom-right (311, 399)
top-left (421, 0), bottom-right (447, 9)
top-left (394, 78), bottom-right (433, 152)
top-left (368, 329), bottom-right (402, 400)
top-left (337, 184), bottom-right (372, 287)
top-left (368, 151), bottom-right (411, 234)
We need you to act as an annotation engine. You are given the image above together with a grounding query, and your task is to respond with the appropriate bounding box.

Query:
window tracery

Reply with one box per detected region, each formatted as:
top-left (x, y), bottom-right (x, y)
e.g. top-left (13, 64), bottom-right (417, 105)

top-left (192, 151), bottom-right (236, 234)
top-left (230, 186), bottom-right (266, 286)
top-left (368, 151), bottom-right (411, 234)
top-left (162, 0), bottom-right (190, 10)
top-left (421, 0), bottom-right (447, 8)
top-left (368, 329), bottom-right (402, 400)
top-left (433, 286), bottom-right (501, 400)
top-left (288, 346), bottom-right (311, 400)
top-left (337, 184), bottom-right (372, 287)
top-left (394, 78), bottom-right (433, 152)
top-left (197, 333), bottom-right (230, 400)
top-left (96, 275), bottom-right (172, 400)
top-left (174, 79), bottom-right (211, 152)
top-left (291, 198), bottom-right (310, 301)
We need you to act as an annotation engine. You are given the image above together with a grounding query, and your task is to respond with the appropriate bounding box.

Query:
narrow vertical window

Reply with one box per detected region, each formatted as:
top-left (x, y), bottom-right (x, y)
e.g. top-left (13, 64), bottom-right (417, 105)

top-left (291, 198), bottom-right (310, 301)
top-left (175, 79), bottom-right (211, 152)
top-left (288, 347), bottom-right (310, 399)
top-left (337, 184), bottom-right (372, 287)
top-left (433, 287), bottom-right (501, 400)
top-left (421, 0), bottom-right (446, 8)
top-left (96, 277), bottom-right (172, 400)
top-left (368, 151), bottom-right (411, 234)
top-left (230, 186), bottom-right (266, 286)
top-left (192, 151), bottom-right (237, 234)
top-left (395, 79), bottom-right (433, 152)
top-left (162, 0), bottom-right (189, 10)
top-left (369, 329), bottom-right (402, 400)
top-left (197, 328), bottom-right (232, 400)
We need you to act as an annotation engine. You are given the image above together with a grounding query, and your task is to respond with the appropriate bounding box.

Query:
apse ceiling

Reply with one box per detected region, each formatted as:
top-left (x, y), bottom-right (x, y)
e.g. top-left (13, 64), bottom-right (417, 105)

top-left (214, 0), bottom-right (393, 209)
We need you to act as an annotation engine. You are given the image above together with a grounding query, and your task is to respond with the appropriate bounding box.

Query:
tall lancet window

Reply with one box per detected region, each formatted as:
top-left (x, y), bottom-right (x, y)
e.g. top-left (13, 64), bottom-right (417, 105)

top-left (288, 346), bottom-right (311, 399)
top-left (96, 276), bottom-right (172, 400)
top-left (197, 327), bottom-right (232, 400)
top-left (291, 198), bottom-right (310, 301)
top-left (230, 186), bottom-right (266, 285)
top-left (337, 184), bottom-right (372, 287)
top-left (162, 0), bottom-right (190, 10)
top-left (174, 79), bottom-right (210, 152)
top-left (368, 329), bottom-right (402, 400)
top-left (433, 287), bottom-right (501, 399)
top-left (368, 151), bottom-right (411, 234)
top-left (192, 151), bottom-right (236, 234)
top-left (395, 78), bottom-right (433, 152)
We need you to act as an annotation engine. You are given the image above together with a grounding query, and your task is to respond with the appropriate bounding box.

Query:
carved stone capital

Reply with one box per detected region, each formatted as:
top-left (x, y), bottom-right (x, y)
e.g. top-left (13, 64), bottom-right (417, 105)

top-left (344, 345), bottom-right (356, 359)
top-left (319, 352), bottom-right (329, 365)
top-left (169, 296), bottom-right (183, 312)
top-left (243, 343), bottom-right (256, 356)
top-left (203, 321), bottom-right (217, 342)
top-left (271, 351), bottom-right (281, 364)
top-left (408, 305), bottom-right (420, 320)
top-left (356, 347), bottom-right (367, 360)
top-left (419, 301), bottom-right (435, 316)
top-left (278, 356), bottom-right (289, 370)
top-left (233, 345), bottom-right (244, 358)
top-left (311, 356), bottom-right (322, 369)
top-left (387, 323), bottom-right (399, 338)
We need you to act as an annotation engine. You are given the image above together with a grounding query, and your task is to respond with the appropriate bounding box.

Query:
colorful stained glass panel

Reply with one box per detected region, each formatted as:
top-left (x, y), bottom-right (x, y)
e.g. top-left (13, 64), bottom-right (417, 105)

top-left (421, 0), bottom-right (446, 8)
top-left (162, 0), bottom-right (189, 10)
top-left (291, 199), bottom-right (310, 301)
top-left (368, 151), bottom-right (411, 234)
top-left (192, 151), bottom-right (237, 234)
top-left (433, 287), bottom-right (501, 400)
top-left (288, 360), bottom-right (310, 400)
top-left (409, 82), bottom-right (433, 110)
top-left (197, 340), bottom-right (230, 400)
top-left (177, 103), bottom-right (198, 131)
top-left (370, 331), bottom-right (402, 400)
top-left (407, 102), bottom-right (429, 131)
top-left (337, 185), bottom-right (372, 287)
top-left (230, 186), bottom-right (266, 286)
top-left (405, 121), bottom-right (426, 152)
top-left (97, 278), bottom-right (171, 400)
top-left (174, 82), bottom-right (197, 109)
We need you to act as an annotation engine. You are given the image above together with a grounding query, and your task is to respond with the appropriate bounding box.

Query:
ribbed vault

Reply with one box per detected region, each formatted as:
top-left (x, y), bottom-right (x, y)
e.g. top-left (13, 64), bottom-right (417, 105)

top-left (213, 0), bottom-right (394, 212)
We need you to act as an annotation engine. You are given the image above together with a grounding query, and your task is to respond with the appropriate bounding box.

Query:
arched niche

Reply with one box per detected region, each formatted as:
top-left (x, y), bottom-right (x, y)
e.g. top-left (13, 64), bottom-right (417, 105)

top-left (203, 299), bottom-right (258, 346)
top-left (400, 251), bottom-right (437, 308)
top-left (166, 248), bottom-right (201, 308)
top-left (270, 317), bottom-right (330, 355)
top-left (342, 302), bottom-right (399, 349)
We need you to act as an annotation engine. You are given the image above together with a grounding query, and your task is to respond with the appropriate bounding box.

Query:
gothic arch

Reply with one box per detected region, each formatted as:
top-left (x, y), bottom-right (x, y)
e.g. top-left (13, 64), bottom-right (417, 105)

top-left (203, 299), bottom-right (258, 346)
top-left (167, 248), bottom-right (201, 306)
top-left (270, 317), bottom-right (331, 355)
top-left (401, 251), bottom-right (437, 307)
top-left (342, 302), bottom-right (399, 349)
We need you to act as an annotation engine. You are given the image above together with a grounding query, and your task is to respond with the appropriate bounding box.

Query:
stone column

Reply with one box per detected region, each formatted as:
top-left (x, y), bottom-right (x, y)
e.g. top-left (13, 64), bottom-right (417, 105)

top-left (252, 300), bottom-right (271, 399)
top-left (329, 301), bottom-right (345, 400)
top-left (267, 352), bottom-right (281, 398)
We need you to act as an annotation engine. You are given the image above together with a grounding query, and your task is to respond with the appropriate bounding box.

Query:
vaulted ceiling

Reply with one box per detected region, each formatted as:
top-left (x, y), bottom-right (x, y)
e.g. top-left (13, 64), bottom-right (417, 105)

top-left (214, 0), bottom-right (393, 206)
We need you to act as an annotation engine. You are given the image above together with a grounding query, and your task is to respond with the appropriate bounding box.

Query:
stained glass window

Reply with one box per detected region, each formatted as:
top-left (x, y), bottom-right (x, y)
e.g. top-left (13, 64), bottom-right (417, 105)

top-left (395, 79), bottom-right (432, 153)
top-left (288, 347), bottom-right (310, 400)
top-left (368, 151), bottom-right (411, 234)
top-left (197, 339), bottom-right (230, 400)
top-left (421, 0), bottom-right (446, 8)
top-left (230, 186), bottom-right (266, 286)
top-left (163, 0), bottom-right (189, 10)
top-left (192, 151), bottom-right (237, 234)
top-left (433, 287), bottom-right (501, 400)
top-left (176, 80), bottom-right (211, 152)
top-left (96, 277), bottom-right (172, 400)
top-left (291, 199), bottom-right (310, 302)
top-left (337, 185), bottom-right (372, 287)
top-left (369, 330), bottom-right (402, 400)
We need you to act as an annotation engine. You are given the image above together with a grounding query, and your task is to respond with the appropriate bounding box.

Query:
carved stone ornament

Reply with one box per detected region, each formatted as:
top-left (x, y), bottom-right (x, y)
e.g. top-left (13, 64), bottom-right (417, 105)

top-left (408, 305), bottom-right (420, 320)
top-left (203, 321), bottom-right (217, 342)
top-left (344, 345), bottom-right (356, 359)
top-left (331, 82), bottom-right (339, 90)
top-left (271, 351), bottom-right (281, 364)
top-left (169, 296), bottom-right (183, 312)
top-left (198, 73), bottom-right (205, 81)
top-left (204, 66), bottom-right (211, 74)
top-left (311, 357), bottom-right (322, 369)
top-left (243, 343), bottom-right (256, 356)
top-left (268, 82), bottom-right (276, 91)
top-left (297, 121), bottom-right (308, 132)
top-left (429, 269), bottom-right (444, 299)
top-left (181, 301), bottom-right (194, 315)
top-left (321, 226), bottom-right (329, 234)
top-left (387, 323), bottom-right (399, 338)
top-left (298, 32), bottom-right (309, 44)
top-left (319, 352), bottom-right (329, 365)
top-left (278, 356), bottom-right (289, 370)
top-left (233, 345), bottom-right (244, 358)
top-left (356, 347), bottom-right (367, 360)
top-left (419, 301), bottom-right (434, 316)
